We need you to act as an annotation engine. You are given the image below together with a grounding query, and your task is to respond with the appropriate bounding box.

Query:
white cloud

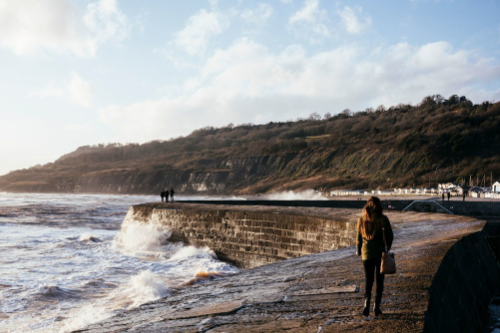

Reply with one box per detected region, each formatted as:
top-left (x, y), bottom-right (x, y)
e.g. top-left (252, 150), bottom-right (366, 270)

top-left (288, 0), bottom-right (330, 41)
top-left (99, 39), bottom-right (500, 143)
top-left (337, 6), bottom-right (372, 35)
top-left (0, 0), bottom-right (130, 56)
top-left (289, 0), bottom-right (319, 23)
top-left (68, 72), bottom-right (94, 107)
top-left (29, 71), bottom-right (94, 107)
top-left (277, 0), bottom-right (292, 3)
top-left (64, 124), bottom-right (90, 132)
top-left (83, 0), bottom-right (130, 45)
top-left (172, 8), bottom-right (230, 56)
top-left (241, 3), bottom-right (274, 25)
top-left (28, 84), bottom-right (65, 99)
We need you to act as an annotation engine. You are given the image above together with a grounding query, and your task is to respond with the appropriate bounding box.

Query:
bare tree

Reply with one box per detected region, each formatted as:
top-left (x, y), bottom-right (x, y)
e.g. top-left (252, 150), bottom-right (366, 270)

top-left (308, 112), bottom-right (321, 121)
top-left (341, 108), bottom-right (351, 117)
top-left (433, 94), bottom-right (445, 104)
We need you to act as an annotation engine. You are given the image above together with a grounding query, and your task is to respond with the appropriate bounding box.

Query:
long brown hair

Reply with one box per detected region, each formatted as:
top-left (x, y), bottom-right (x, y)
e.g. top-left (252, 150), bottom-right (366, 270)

top-left (358, 196), bottom-right (384, 240)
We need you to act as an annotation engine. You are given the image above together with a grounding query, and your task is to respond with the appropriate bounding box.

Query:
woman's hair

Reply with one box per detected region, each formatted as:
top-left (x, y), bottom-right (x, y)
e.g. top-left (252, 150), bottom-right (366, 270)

top-left (358, 196), bottom-right (384, 240)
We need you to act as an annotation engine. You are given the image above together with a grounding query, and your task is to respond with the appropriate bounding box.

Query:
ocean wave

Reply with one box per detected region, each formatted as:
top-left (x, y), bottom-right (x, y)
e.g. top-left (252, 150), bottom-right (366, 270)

top-left (82, 278), bottom-right (117, 289)
top-left (119, 270), bottom-right (171, 308)
top-left (0, 193), bottom-right (239, 333)
top-left (78, 233), bottom-right (102, 242)
top-left (112, 221), bottom-right (173, 253)
top-left (263, 189), bottom-right (327, 200)
top-left (33, 285), bottom-right (82, 300)
top-left (170, 246), bottom-right (217, 261)
top-left (60, 304), bottom-right (112, 333)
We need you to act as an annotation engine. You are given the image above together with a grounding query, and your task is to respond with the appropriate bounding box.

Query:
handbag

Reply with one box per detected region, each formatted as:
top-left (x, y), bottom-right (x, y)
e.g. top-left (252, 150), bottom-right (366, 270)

top-left (380, 227), bottom-right (396, 274)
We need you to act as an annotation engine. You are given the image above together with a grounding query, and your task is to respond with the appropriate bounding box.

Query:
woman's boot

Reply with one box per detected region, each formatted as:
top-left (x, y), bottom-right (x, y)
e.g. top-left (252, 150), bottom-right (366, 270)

top-left (362, 295), bottom-right (371, 316)
top-left (374, 295), bottom-right (382, 316)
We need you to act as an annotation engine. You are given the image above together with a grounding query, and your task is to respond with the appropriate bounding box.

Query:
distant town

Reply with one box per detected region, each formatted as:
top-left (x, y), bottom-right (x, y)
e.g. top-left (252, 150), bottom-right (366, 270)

top-left (327, 181), bottom-right (500, 199)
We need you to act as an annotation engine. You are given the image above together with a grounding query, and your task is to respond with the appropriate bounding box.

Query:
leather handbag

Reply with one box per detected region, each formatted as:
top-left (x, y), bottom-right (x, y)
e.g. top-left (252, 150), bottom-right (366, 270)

top-left (380, 227), bottom-right (396, 274)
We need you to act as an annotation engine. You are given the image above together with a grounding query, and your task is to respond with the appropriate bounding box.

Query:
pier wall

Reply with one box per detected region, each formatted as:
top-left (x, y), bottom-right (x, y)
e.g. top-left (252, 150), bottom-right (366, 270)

top-left (122, 203), bottom-right (500, 332)
top-left (179, 199), bottom-right (500, 218)
top-left (124, 203), bottom-right (357, 268)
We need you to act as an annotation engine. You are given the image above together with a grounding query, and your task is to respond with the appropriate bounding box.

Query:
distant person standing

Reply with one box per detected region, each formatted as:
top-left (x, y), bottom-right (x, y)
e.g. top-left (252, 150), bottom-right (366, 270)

top-left (165, 189), bottom-right (169, 202)
top-left (170, 188), bottom-right (175, 202)
top-left (357, 196), bottom-right (393, 317)
top-left (442, 193), bottom-right (444, 202)
top-left (447, 192), bottom-right (450, 201)
top-left (463, 192), bottom-right (466, 202)
top-left (160, 190), bottom-right (165, 202)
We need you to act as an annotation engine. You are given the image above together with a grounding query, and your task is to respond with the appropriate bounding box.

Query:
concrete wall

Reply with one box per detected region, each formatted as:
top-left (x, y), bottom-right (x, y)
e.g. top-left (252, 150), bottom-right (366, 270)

top-left (424, 223), bottom-right (500, 333)
top-left (123, 203), bottom-right (500, 331)
top-left (180, 200), bottom-right (500, 218)
top-left (125, 204), bottom-right (357, 268)
top-left (178, 199), bottom-right (413, 211)
top-left (440, 201), bottom-right (500, 218)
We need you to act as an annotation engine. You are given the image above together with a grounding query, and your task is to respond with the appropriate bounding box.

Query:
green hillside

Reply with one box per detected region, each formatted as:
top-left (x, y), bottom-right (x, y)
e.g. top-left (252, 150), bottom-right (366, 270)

top-left (1, 95), bottom-right (499, 194)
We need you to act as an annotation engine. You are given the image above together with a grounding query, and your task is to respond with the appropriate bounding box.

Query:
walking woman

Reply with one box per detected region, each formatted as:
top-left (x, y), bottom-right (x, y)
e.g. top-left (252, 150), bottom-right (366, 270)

top-left (356, 196), bottom-right (393, 316)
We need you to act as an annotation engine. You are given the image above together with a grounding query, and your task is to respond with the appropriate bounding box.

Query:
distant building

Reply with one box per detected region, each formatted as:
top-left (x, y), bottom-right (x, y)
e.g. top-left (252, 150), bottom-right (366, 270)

top-left (329, 189), bottom-right (364, 197)
top-left (453, 185), bottom-right (465, 196)
top-left (372, 190), bottom-right (392, 196)
top-left (493, 181), bottom-right (500, 193)
top-left (438, 183), bottom-right (457, 194)
top-left (469, 187), bottom-right (483, 198)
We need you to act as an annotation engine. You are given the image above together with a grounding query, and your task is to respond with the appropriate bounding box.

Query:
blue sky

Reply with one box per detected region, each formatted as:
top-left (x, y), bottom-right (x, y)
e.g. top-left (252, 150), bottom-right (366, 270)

top-left (0, 0), bottom-right (499, 175)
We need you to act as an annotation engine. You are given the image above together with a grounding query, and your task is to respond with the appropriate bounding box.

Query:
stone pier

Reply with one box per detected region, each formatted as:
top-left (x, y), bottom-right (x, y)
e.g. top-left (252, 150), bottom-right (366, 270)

top-left (122, 203), bottom-right (358, 268)
top-left (75, 204), bottom-right (500, 333)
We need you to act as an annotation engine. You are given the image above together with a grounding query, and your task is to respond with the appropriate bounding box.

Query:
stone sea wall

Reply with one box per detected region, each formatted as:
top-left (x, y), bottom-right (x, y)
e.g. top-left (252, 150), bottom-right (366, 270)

top-left (77, 208), bottom-right (492, 333)
top-left (117, 203), bottom-right (500, 332)
top-left (124, 203), bottom-right (358, 268)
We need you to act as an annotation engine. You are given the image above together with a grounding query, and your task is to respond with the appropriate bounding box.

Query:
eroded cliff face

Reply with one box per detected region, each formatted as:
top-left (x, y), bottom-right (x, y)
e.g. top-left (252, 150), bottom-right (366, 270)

top-left (123, 203), bottom-right (358, 268)
top-left (0, 149), bottom-right (423, 195)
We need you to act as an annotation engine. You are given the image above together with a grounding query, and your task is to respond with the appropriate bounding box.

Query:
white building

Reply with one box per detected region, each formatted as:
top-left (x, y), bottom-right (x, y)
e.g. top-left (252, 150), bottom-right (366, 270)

top-left (453, 185), bottom-right (465, 196)
top-left (438, 183), bottom-right (457, 194)
top-left (493, 181), bottom-right (500, 193)
top-left (469, 187), bottom-right (483, 198)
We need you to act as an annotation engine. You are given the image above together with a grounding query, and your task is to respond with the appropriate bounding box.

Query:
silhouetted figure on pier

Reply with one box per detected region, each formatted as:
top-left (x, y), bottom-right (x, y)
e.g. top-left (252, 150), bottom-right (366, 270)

top-left (160, 190), bottom-right (165, 202)
top-left (447, 192), bottom-right (450, 201)
top-left (463, 192), bottom-right (466, 202)
top-left (165, 189), bottom-right (169, 202)
top-left (442, 193), bottom-right (444, 202)
top-left (170, 188), bottom-right (175, 202)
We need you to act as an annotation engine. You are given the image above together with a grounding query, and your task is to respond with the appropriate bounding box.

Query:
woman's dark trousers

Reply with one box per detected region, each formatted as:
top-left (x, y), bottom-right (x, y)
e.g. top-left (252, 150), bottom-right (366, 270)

top-left (363, 257), bottom-right (384, 314)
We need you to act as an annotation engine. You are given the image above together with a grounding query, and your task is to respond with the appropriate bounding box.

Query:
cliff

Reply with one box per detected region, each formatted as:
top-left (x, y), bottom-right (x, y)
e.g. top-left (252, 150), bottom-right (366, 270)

top-left (1, 98), bottom-right (499, 195)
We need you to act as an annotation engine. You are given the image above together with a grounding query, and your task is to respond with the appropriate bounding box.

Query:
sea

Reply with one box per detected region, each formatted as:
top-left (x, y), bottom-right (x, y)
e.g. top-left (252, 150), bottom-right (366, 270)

top-left (0, 193), bottom-right (239, 333)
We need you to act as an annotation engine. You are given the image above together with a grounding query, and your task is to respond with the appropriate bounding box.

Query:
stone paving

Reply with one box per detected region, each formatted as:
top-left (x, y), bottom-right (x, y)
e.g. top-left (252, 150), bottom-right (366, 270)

top-left (74, 210), bottom-right (484, 333)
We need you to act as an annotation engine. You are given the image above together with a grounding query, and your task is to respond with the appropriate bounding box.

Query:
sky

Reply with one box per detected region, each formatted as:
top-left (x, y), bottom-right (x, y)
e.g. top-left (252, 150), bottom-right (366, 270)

top-left (0, 0), bottom-right (500, 175)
